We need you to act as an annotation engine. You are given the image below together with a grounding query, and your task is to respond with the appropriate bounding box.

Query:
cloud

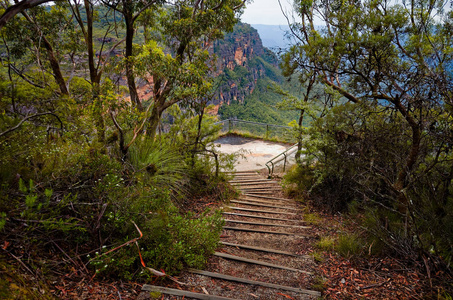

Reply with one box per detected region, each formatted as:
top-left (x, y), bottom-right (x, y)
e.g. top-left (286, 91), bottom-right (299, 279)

top-left (241, 0), bottom-right (293, 25)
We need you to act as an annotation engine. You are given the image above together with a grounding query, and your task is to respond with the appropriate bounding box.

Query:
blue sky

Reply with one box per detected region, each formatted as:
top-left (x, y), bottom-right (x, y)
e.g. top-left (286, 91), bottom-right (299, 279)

top-left (241, 0), bottom-right (294, 25)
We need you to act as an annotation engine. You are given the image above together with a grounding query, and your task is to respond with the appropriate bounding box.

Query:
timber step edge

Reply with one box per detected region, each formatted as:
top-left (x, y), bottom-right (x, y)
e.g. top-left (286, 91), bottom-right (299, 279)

top-left (141, 285), bottom-right (237, 300)
top-left (236, 197), bottom-right (299, 206)
top-left (220, 241), bottom-right (311, 258)
top-left (188, 269), bottom-right (321, 297)
top-left (230, 200), bottom-right (299, 211)
top-left (213, 252), bottom-right (313, 275)
top-left (227, 206), bottom-right (297, 215)
top-left (229, 179), bottom-right (274, 183)
top-left (244, 194), bottom-right (294, 202)
top-left (224, 219), bottom-right (311, 229)
top-left (223, 226), bottom-right (309, 237)
top-left (222, 212), bottom-right (304, 222)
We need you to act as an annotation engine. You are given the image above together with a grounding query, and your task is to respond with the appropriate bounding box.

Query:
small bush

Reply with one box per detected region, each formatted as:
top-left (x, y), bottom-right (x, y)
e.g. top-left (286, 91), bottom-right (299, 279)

top-left (282, 164), bottom-right (315, 198)
top-left (336, 233), bottom-right (365, 258)
top-left (316, 236), bottom-right (335, 251)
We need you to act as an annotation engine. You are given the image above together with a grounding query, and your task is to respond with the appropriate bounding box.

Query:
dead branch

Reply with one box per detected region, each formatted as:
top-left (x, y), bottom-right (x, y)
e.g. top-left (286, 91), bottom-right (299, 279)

top-left (0, 112), bottom-right (63, 138)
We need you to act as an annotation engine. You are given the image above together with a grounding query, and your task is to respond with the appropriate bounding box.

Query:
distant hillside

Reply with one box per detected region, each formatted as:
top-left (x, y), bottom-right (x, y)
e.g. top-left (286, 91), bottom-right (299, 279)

top-left (250, 24), bottom-right (291, 50)
top-left (211, 22), bottom-right (301, 125)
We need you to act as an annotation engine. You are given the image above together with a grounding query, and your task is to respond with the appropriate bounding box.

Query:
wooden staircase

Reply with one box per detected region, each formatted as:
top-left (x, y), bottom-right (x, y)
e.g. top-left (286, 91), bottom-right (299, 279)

top-left (140, 171), bottom-right (321, 299)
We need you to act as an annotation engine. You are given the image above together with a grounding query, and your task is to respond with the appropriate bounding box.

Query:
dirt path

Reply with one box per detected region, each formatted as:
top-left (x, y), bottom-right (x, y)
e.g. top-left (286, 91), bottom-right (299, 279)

top-left (138, 171), bottom-right (321, 299)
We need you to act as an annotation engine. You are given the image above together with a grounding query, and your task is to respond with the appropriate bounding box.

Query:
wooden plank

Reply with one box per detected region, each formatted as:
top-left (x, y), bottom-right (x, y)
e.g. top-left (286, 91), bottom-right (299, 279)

top-left (244, 194), bottom-right (293, 202)
top-left (241, 195), bottom-right (295, 203)
top-left (229, 179), bottom-right (273, 183)
top-left (236, 197), bottom-right (297, 206)
top-left (227, 206), bottom-right (297, 215)
top-left (223, 226), bottom-right (308, 237)
top-left (220, 242), bottom-right (311, 258)
top-left (231, 182), bottom-right (279, 186)
top-left (224, 219), bottom-right (310, 229)
top-left (141, 285), bottom-right (237, 300)
top-left (222, 212), bottom-right (302, 222)
top-left (241, 191), bottom-right (275, 194)
top-left (213, 252), bottom-right (312, 275)
top-left (240, 188), bottom-right (279, 191)
top-left (188, 269), bottom-right (321, 297)
top-left (230, 200), bottom-right (299, 211)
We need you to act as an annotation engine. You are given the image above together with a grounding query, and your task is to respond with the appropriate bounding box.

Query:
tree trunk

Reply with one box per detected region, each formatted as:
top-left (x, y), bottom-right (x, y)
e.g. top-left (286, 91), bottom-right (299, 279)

top-left (392, 97), bottom-right (421, 212)
top-left (296, 109), bottom-right (305, 163)
top-left (124, 10), bottom-right (141, 110)
top-left (148, 103), bottom-right (162, 141)
top-left (42, 36), bottom-right (68, 95)
top-left (191, 108), bottom-right (205, 166)
top-left (82, 0), bottom-right (104, 142)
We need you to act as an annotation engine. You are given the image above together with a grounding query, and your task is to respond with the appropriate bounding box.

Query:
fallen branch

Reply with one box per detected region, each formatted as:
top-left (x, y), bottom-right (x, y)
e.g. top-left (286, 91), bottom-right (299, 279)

top-left (359, 278), bottom-right (391, 290)
top-left (89, 221), bottom-right (187, 285)
top-left (0, 112), bottom-right (63, 137)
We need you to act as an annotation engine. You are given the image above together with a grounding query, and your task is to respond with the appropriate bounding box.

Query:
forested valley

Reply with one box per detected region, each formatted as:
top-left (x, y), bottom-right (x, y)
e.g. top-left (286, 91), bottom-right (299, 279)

top-left (0, 0), bottom-right (452, 298)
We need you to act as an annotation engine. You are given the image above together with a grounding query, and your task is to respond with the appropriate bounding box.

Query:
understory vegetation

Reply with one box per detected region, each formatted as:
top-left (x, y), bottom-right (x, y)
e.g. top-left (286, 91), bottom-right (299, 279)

top-left (280, 0), bottom-right (453, 296)
top-left (0, 0), bottom-right (241, 293)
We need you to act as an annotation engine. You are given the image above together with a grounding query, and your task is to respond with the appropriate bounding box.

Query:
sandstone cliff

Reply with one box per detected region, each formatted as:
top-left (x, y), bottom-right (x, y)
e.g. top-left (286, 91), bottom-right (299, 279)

top-left (210, 22), bottom-right (279, 107)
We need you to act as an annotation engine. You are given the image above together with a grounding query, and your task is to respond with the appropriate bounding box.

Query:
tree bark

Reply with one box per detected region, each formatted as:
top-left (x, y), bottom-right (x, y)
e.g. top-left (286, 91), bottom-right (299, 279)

top-left (124, 14), bottom-right (141, 110)
top-left (0, 0), bottom-right (55, 28)
top-left (21, 11), bottom-right (69, 95)
top-left (392, 97), bottom-right (421, 211)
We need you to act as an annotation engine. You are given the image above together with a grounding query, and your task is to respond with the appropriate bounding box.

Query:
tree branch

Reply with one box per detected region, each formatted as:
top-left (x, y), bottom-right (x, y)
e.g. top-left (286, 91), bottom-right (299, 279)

top-left (0, 112), bottom-right (63, 138)
top-left (0, 0), bottom-right (57, 29)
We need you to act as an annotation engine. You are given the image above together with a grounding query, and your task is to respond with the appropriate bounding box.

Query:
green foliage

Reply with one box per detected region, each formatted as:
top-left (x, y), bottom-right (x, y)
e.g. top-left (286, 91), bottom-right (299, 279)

top-left (311, 276), bottom-right (327, 292)
top-left (335, 234), bottom-right (364, 258)
top-left (219, 76), bottom-right (301, 126)
top-left (0, 0), bottom-right (247, 287)
top-left (316, 236), bottom-right (335, 251)
top-left (282, 164), bottom-right (315, 198)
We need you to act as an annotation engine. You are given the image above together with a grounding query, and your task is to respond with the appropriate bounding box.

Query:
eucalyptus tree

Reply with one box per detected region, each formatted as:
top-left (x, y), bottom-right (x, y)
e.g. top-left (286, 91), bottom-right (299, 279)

top-left (282, 0), bottom-right (453, 257)
top-left (133, 0), bottom-right (246, 141)
top-left (100, 0), bottom-right (162, 110)
top-left (0, 0), bottom-right (55, 28)
top-left (0, 3), bottom-right (73, 96)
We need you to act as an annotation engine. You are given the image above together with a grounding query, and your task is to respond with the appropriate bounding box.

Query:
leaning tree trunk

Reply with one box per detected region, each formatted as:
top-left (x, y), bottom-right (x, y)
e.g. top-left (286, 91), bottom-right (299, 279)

top-left (124, 13), bottom-right (142, 111)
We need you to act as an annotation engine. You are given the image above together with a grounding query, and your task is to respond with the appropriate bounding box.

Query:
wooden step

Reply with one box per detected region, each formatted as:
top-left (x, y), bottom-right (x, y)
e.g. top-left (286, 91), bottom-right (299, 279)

top-left (227, 206), bottom-right (297, 215)
top-left (224, 219), bottom-right (310, 229)
top-left (231, 182), bottom-right (279, 186)
top-left (231, 176), bottom-right (262, 180)
top-left (214, 252), bottom-right (312, 275)
top-left (244, 194), bottom-right (293, 202)
top-left (229, 179), bottom-right (273, 184)
top-left (222, 212), bottom-right (303, 222)
top-left (141, 285), bottom-right (237, 300)
top-left (241, 191), bottom-right (275, 195)
top-left (241, 187), bottom-right (281, 192)
top-left (223, 226), bottom-right (308, 237)
top-left (230, 200), bottom-right (299, 211)
top-left (220, 242), bottom-right (310, 258)
top-left (237, 197), bottom-right (297, 206)
top-left (188, 269), bottom-right (321, 297)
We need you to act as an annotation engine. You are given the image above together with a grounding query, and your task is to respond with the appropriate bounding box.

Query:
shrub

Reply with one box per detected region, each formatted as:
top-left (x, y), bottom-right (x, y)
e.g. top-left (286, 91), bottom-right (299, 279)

top-left (335, 233), bottom-right (364, 258)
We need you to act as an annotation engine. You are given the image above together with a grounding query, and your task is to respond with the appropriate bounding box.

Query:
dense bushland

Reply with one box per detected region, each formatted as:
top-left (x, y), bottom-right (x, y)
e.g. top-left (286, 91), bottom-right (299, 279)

top-left (0, 0), bottom-right (242, 289)
top-left (0, 99), bottom-right (234, 280)
top-left (281, 0), bottom-right (453, 290)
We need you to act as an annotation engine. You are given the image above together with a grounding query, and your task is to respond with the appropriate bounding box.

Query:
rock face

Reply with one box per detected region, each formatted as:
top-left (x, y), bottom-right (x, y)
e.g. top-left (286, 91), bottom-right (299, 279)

top-left (210, 23), bottom-right (278, 106)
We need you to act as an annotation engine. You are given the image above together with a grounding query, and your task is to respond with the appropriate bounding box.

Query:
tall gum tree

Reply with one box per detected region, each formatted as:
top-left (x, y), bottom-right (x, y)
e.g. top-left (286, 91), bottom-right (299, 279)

top-left (100, 0), bottom-right (161, 111)
top-left (133, 0), bottom-right (246, 141)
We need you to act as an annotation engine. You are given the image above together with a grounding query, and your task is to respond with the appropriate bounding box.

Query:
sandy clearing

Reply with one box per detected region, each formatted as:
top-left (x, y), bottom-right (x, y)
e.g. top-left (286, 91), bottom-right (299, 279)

top-left (215, 135), bottom-right (291, 171)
